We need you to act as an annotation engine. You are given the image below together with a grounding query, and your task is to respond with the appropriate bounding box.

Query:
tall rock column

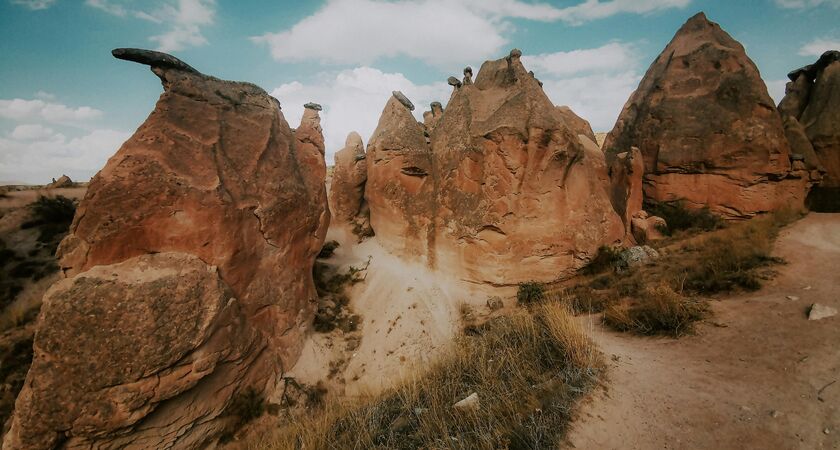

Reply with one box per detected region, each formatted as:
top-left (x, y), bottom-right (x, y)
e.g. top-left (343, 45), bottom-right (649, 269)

top-left (4, 49), bottom-right (329, 450)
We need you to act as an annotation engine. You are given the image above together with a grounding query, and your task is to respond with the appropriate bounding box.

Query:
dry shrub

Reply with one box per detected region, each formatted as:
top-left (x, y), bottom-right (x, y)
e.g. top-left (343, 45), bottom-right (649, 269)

top-left (603, 284), bottom-right (709, 337)
top-left (516, 281), bottom-right (545, 305)
top-left (250, 303), bottom-right (601, 450)
top-left (644, 200), bottom-right (722, 235)
top-left (580, 245), bottom-right (622, 275)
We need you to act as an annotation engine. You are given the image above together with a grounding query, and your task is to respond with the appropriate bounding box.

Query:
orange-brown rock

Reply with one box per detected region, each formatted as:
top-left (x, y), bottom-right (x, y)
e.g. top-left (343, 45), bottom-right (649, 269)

top-left (631, 211), bottom-right (667, 244)
top-left (556, 105), bottom-right (596, 142)
top-left (423, 101), bottom-right (444, 131)
top-left (604, 12), bottom-right (808, 218)
top-left (329, 132), bottom-right (370, 236)
top-left (4, 48), bottom-right (328, 450)
top-left (608, 146), bottom-right (644, 235)
top-left (366, 51), bottom-right (623, 284)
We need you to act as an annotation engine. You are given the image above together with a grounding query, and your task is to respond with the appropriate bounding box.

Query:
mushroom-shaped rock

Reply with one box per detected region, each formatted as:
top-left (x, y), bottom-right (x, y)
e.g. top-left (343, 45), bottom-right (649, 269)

top-left (366, 50), bottom-right (623, 284)
top-left (304, 101), bottom-right (323, 111)
top-left (603, 12), bottom-right (807, 219)
top-left (3, 49), bottom-right (329, 450)
top-left (330, 132), bottom-right (370, 237)
top-left (423, 101), bottom-right (444, 130)
top-left (463, 66), bottom-right (473, 85)
top-left (392, 90), bottom-right (415, 111)
top-left (798, 52), bottom-right (840, 188)
top-left (448, 76), bottom-right (462, 88)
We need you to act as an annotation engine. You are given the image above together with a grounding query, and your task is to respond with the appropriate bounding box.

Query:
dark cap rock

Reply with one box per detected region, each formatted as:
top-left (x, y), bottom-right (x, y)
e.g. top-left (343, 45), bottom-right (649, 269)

top-left (392, 91), bottom-right (415, 110)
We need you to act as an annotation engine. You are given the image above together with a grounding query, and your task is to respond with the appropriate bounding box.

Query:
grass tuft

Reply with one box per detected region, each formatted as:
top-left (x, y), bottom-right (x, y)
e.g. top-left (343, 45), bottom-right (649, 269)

top-left (249, 302), bottom-right (601, 450)
top-left (603, 284), bottom-right (709, 337)
top-left (645, 200), bottom-right (722, 235)
top-left (516, 281), bottom-right (545, 305)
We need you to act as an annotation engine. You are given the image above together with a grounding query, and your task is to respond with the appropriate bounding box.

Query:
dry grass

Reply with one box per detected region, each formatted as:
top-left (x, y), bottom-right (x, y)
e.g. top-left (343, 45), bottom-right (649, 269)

top-left (249, 302), bottom-right (601, 450)
top-left (555, 208), bottom-right (803, 337)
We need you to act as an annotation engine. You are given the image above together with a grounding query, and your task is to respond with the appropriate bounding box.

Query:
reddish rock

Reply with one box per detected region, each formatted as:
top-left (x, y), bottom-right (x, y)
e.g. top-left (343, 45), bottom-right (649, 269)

top-left (797, 53), bottom-right (840, 187)
top-left (423, 101), bottom-right (444, 131)
top-left (45, 175), bottom-right (72, 189)
top-left (556, 105), bottom-right (596, 143)
top-left (5, 48), bottom-right (328, 449)
top-left (608, 146), bottom-right (645, 235)
top-left (329, 132), bottom-right (371, 237)
top-left (366, 50), bottom-right (623, 284)
top-left (604, 12), bottom-right (807, 218)
top-left (631, 211), bottom-right (667, 244)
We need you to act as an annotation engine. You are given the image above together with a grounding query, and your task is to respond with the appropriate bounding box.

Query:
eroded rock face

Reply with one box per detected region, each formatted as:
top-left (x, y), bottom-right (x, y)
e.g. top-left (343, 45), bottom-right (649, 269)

top-left (608, 146), bottom-right (645, 235)
top-left (5, 48), bottom-right (328, 449)
top-left (329, 132), bottom-right (370, 236)
top-left (423, 101), bottom-right (444, 131)
top-left (604, 13), bottom-right (808, 218)
top-left (788, 52), bottom-right (840, 187)
top-left (556, 106), bottom-right (596, 143)
top-left (366, 51), bottom-right (623, 284)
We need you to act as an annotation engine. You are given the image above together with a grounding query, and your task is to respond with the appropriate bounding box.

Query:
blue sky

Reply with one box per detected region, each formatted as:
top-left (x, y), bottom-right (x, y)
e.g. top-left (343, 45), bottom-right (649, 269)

top-left (1, 0), bottom-right (838, 184)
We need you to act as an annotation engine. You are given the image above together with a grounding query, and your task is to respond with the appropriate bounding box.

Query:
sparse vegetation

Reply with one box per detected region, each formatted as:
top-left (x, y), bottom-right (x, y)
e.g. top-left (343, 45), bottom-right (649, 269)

top-left (250, 302), bottom-right (601, 450)
top-left (580, 245), bottom-right (622, 275)
top-left (516, 281), bottom-right (545, 304)
top-left (312, 261), bottom-right (364, 333)
top-left (603, 284), bottom-right (709, 337)
top-left (645, 200), bottom-right (722, 235)
top-left (21, 195), bottom-right (76, 249)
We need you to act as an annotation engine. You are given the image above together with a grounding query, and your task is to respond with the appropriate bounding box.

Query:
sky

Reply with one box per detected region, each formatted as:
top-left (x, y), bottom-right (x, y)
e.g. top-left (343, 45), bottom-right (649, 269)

top-left (1, 0), bottom-right (838, 184)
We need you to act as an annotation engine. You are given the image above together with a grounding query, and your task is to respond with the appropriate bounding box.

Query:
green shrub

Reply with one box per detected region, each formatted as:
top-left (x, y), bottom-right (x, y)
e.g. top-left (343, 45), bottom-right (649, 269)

top-left (580, 246), bottom-right (622, 275)
top-left (517, 281), bottom-right (545, 305)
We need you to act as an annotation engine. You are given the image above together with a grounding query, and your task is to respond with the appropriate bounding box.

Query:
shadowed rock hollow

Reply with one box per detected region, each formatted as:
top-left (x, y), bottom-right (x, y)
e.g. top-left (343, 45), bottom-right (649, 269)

top-left (604, 12), bottom-right (814, 219)
top-left (3, 49), bottom-right (329, 450)
top-left (366, 50), bottom-right (623, 286)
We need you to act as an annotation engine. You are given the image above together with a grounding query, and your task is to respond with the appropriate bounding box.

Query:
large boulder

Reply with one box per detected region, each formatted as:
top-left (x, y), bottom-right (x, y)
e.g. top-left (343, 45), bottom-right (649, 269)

top-left (5, 48), bottom-right (329, 449)
top-left (366, 50), bottom-right (623, 284)
top-left (604, 12), bottom-right (808, 219)
top-left (329, 131), bottom-right (371, 237)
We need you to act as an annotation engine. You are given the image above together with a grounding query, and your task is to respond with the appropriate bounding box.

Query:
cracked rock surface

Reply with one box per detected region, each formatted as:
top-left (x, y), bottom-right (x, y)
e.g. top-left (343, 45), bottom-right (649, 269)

top-left (4, 49), bottom-right (328, 450)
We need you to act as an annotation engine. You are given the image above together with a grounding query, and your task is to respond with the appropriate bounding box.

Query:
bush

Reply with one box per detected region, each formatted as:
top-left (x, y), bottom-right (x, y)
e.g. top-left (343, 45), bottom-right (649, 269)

top-left (580, 246), bottom-right (622, 275)
top-left (251, 303), bottom-right (601, 450)
top-left (645, 200), bottom-right (722, 235)
top-left (603, 284), bottom-right (709, 337)
top-left (516, 281), bottom-right (545, 305)
top-left (22, 195), bottom-right (76, 249)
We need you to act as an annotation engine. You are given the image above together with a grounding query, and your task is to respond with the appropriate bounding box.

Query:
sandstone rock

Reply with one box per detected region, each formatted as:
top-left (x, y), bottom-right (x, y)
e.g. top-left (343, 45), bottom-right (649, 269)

top-left (798, 53), bottom-right (840, 188)
top-left (463, 66), bottom-right (473, 85)
top-left (5, 253), bottom-right (262, 450)
top-left (608, 147), bottom-right (645, 236)
top-left (782, 116), bottom-right (825, 173)
top-left (423, 101), bottom-right (444, 131)
top-left (448, 76), bottom-right (462, 88)
top-left (604, 13), bottom-right (806, 219)
top-left (453, 392), bottom-right (480, 412)
top-left (631, 212), bottom-right (667, 244)
top-left (486, 296), bottom-right (504, 311)
top-left (366, 50), bottom-right (623, 284)
top-left (45, 174), bottom-right (72, 189)
top-left (556, 106), bottom-right (596, 142)
top-left (304, 101), bottom-right (322, 111)
top-left (808, 303), bottom-right (837, 320)
top-left (5, 48), bottom-right (329, 450)
top-left (329, 132), bottom-right (370, 237)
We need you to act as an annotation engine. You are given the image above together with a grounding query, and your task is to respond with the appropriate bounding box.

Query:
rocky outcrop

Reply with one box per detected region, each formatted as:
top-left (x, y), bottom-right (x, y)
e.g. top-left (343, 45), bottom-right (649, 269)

top-left (329, 132), bottom-right (371, 237)
top-left (4, 49), bottom-right (328, 449)
top-left (608, 146), bottom-right (645, 234)
top-left (556, 106), bottom-right (596, 142)
top-left (366, 50), bottom-right (623, 285)
top-left (423, 101), bottom-right (444, 131)
top-left (780, 51), bottom-right (840, 189)
top-left (45, 175), bottom-right (72, 189)
top-left (604, 12), bottom-right (810, 219)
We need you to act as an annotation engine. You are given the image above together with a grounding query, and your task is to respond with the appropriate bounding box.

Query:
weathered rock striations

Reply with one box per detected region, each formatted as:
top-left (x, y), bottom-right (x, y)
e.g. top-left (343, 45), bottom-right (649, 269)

top-left (329, 132), bottom-right (371, 237)
top-left (4, 48), bottom-right (329, 450)
top-left (780, 50), bottom-right (840, 191)
top-left (604, 13), bottom-right (810, 218)
top-left (366, 50), bottom-right (623, 285)
top-left (556, 105), bottom-right (596, 143)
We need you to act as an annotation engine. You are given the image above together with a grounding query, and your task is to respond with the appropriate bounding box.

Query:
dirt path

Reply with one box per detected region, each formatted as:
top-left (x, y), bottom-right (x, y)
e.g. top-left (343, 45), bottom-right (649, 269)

top-left (567, 213), bottom-right (840, 450)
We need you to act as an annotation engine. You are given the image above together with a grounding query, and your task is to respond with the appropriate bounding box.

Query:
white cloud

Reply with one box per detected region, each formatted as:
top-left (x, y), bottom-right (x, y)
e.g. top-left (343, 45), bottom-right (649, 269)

top-left (522, 42), bottom-right (637, 77)
top-left (270, 67), bottom-right (449, 163)
top-left (0, 98), bottom-right (102, 125)
top-left (10, 124), bottom-right (58, 141)
top-left (85, 0), bottom-right (216, 52)
top-left (775, 0), bottom-right (840, 8)
top-left (10, 0), bottom-right (56, 10)
top-left (798, 37), bottom-right (840, 57)
top-left (552, 0), bottom-right (692, 25)
top-left (252, 0), bottom-right (688, 66)
top-left (0, 128), bottom-right (130, 184)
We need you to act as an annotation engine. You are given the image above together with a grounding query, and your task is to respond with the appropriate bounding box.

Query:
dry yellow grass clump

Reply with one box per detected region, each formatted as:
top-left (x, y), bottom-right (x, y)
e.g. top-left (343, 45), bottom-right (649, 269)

top-left (250, 303), bottom-right (601, 450)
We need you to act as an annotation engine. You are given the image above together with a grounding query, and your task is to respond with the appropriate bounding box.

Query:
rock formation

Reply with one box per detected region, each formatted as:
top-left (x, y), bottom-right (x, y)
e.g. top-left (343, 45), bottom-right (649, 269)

top-left (329, 132), bottom-right (371, 237)
top-left (423, 101), bottom-right (444, 131)
top-left (4, 48), bottom-right (328, 449)
top-left (556, 106), bottom-right (596, 143)
top-left (365, 50), bottom-right (623, 285)
top-left (778, 50), bottom-right (839, 210)
top-left (604, 12), bottom-right (811, 219)
top-left (608, 147), bottom-right (645, 231)
top-left (45, 175), bottom-right (72, 189)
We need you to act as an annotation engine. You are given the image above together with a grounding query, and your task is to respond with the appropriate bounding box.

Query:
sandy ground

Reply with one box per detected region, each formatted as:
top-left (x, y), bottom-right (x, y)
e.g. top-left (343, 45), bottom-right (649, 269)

top-left (287, 225), bottom-right (513, 398)
top-left (567, 213), bottom-right (840, 449)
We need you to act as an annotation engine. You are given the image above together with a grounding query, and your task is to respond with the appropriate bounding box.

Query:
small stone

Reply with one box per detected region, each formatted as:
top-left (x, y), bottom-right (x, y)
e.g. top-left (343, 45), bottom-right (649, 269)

top-left (447, 76), bottom-right (462, 88)
top-left (808, 303), bottom-right (838, 320)
top-left (770, 410), bottom-right (782, 418)
top-left (824, 428), bottom-right (831, 435)
top-left (803, 285), bottom-right (812, 290)
top-left (303, 102), bottom-right (322, 111)
top-left (786, 295), bottom-right (799, 301)
top-left (453, 392), bottom-right (480, 412)
top-left (392, 91), bottom-right (415, 111)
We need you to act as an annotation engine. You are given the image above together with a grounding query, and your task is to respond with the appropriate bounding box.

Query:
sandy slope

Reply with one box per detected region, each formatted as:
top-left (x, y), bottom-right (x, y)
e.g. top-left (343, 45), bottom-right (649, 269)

top-left (567, 213), bottom-right (840, 449)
